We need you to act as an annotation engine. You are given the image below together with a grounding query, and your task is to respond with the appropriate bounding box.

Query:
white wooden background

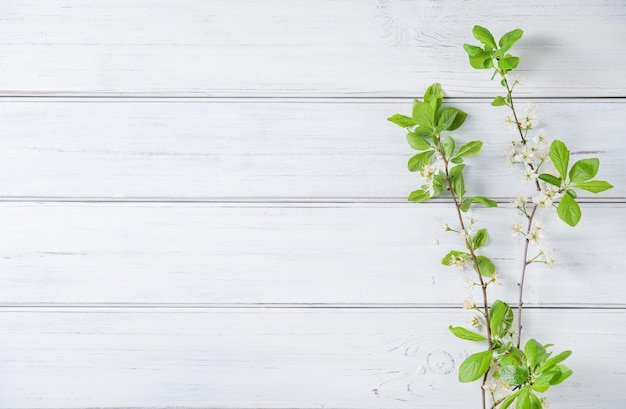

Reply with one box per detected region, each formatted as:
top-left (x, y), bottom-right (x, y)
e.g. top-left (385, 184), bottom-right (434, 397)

top-left (1, 1), bottom-right (625, 408)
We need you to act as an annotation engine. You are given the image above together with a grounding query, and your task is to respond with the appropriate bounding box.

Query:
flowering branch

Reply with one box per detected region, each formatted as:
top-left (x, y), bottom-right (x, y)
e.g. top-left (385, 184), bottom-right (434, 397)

top-left (388, 25), bottom-right (614, 409)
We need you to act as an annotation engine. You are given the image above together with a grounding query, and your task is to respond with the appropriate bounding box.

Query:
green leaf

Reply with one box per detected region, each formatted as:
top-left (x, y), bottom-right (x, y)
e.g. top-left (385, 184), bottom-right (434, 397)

top-left (500, 390), bottom-right (522, 409)
top-left (549, 364), bottom-right (573, 385)
top-left (533, 371), bottom-right (561, 393)
top-left (460, 199), bottom-right (472, 212)
top-left (467, 50), bottom-right (494, 69)
top-left (463, 44), bottom-right (484, 56)
top-left (441, 250), bottom-right (471, 266)
top-left (451, 156), bottom-right (464, 164)
top-left (489, 300), bottom-right (514, 338)
top-left (442, 136), bottom-right (456, 158)
top-left (437, 107), bottom-right (467, 131)
top-left (498, 56), bottom-right (520, 71)
top-left (516, 387), bottom-right (531, 409)
top-left (524, 339), bottom-right (547, 370)
top-left (569, 158), bottom-right (599, 182)
top-left (566, 189), bottom-right (577, 198)
top-left (539, 350), bottom-right (572, 373)
top-left (408, 189), bottom-right (430, 203)
top-left (423, 82), bottom-right (444, 113)
top-left (538, 173), bottom-right (561, 187)
top-left (458, 350), bottom-right (493, 382)
top-left (448, 325), bottom-right (487, 342)
top-left (500, 347), bottom-right (525, 367)
top-left (529, 393), bottom-right (543, 409)
top-left (549, 140), bottom-right (570, 180)
top-left (432, 174), bottom-right (447, 196)
top-left (406, 132), bottom-right (432, 150)
top-left (472, 25), bottom-right (497, 49)
top-left (449, 164), bottom-right (466, 198)
top-left (492, 96), bottom-right (507, 106)
top-left (387, 114), bottom-right (417, 128)
top-left (475, 255), bottom-right (495, 277)
top-left (499, 28), bottom-right (524, 52)
top-left (557, 194), bottom-right (581, 226)
top-left (407, 150), bottom-right (435, 172)
top-left (412, 100), bottom-right (435, 132)
top-left (454, 140), bottom-right (483, 158)
top-left (500, 364), bottom-right (529, 386)
top-left (473, 228), bottom-right (488, 250)
top-left (470, 196), bottom-right (497, 208)
top-left (573, 180), bottom-right (613, 193)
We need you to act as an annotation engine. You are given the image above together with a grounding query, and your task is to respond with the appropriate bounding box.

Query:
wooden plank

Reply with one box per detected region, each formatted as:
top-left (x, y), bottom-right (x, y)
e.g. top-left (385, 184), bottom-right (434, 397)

top-left (0, 99), bottom-right (622, 200)
top-left (0, 0), bottom-right (624, 97)
top-left (1, 202), bottom-right (623, 306)
top-left (1, 307), bottom-right (624, 408)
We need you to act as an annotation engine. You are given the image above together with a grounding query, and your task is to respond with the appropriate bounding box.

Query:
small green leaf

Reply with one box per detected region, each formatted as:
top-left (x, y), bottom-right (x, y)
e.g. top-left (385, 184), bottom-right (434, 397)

top-left (407, 150), bottom-right (435, 172)
top-left (500, 347), bottom-right (525, 367)
top-left (557, 194), bottom-right (581, 226)
top-left (412, 100), bottom-right (435, 132)
top-left (524, 338), bottom-right (547, 370)
top-left (566, 189), bottom-right (577, 198)
top-left (458, 350), bottom-right (493, 382)
top-left (449, 164), bottom-right (466, 198)
top-left (549, 140), bottom-right (570, 180)
top-left (499, 28), bottom-right (524, 51)
top-left (423, 82), bottom-right (444, 113)
top-left (460, 199), bottom-right (472, 212)
top-left (539, 350), bottom-right (572, 373)
top-left (454, 140), bottom-right (483, 158)
top-left (500, 364), bottom-right (529, 386)
top-left (432, 174), bottom-right (447, 196)
top-left (441, 250), bottom-right (471, 266)
top-left (442, 136), bottom-right (456, 159)
top-left (472, 25), bottom-right (497, 49)
top-left (533, 370), bottom-right (561, 393)
top-left (448, 325), bottom-right (487, 342)
top-left (463, 43), bottom-right (484, 56)
top-left (492, 96), bottom-right (507, 106)
top-left (406, 132), bottom-right (432, 150)
top-left (573, 180), bottom-right (613, 193)
top-left (448, 109), bottom-right (467, 131)
top-left (498, 56), bottom-right (520, 71)
top-left (388, 114), bottom-right (417, 128)
top-left (538, 173), bottom-right (561, 187)
top-left (408, 189), bottom-right (430, 203)
top-left (473, 228), bottom-right (488, 250)
top-left (569, 158), bottom-right (599, 182)
top-left (470, 196), bottom-right (498, 208)
top-left (468, 51), bottom-right (494, 69)
top-left (475, 255), bottom-right (495, 277)
top-left (489, 300), bottom-right (514, 337)
top-left (549, 364), bottom-right (573, 385)
top-left (451, 156), bottom-right (464, 164)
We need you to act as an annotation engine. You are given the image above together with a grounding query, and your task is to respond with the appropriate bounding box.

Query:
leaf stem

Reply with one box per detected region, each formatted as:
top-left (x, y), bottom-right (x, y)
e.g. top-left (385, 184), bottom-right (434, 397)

top-left (516, 205), bottom-right (538, 348)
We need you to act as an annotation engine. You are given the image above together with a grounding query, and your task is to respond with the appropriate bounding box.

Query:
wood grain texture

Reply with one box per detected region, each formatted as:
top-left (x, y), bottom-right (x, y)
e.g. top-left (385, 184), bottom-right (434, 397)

top-left (2, 308), bottom-right (625, 408)
top-left (2, 202), bottom-right (623, 306)
top-left (0, 99), bottom-right (622, 200)
top-left (1, 0), bottom-right (625, 97)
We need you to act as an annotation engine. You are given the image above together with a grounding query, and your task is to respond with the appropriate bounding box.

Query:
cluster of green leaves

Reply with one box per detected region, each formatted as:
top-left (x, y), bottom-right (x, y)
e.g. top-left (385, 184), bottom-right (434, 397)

top-left (451, 299), bottom-right (572, 409)
top-left (539, 140), bottom-right (613, 226)
top-left (387, 83), bottom-right (497, 210)
top-left (463, 25), bottom-right (523, 106)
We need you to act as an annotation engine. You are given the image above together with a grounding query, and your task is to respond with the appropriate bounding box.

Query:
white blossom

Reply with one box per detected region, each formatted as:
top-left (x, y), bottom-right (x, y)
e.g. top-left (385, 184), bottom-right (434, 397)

top-left (462, 297), bottom-right (475, 310)
top-left (512, 220), bottom-right (525, 236)
top-left (511, 194), bottom-right (528, 209)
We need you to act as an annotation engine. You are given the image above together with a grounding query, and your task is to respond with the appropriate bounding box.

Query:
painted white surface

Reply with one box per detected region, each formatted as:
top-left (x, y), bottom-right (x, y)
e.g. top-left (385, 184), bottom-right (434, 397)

top-left (0, 0), bottom-right (625, 97)
top-left (1, 1), bottom-right (625, 408)
top-left (2, 308), bottom-right (626, 408)
top-left (0, 99), bottom-right (622, 200)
